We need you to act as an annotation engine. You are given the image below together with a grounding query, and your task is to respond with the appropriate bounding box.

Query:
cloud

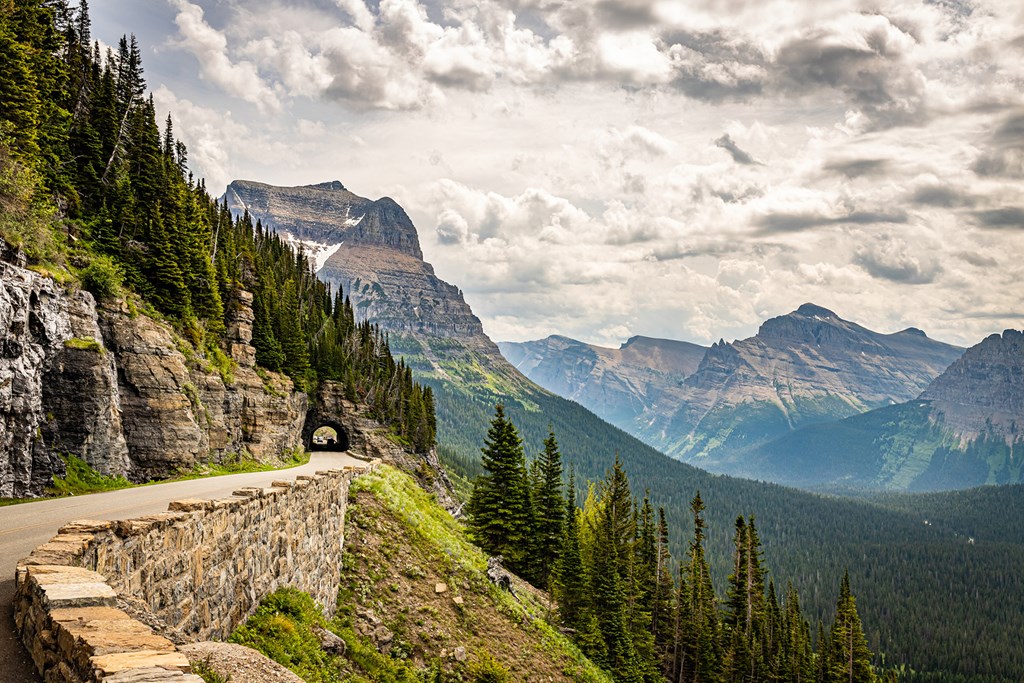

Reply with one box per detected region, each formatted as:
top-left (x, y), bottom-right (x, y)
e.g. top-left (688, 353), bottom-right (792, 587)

top-left (773, 15), bottom-right (925, 127)
top-left (168, 0), bottom-right (280, 112)
top-left (714, 133), bottom-right (760, 165)
top-left (910, 185), bottom-right (976, 207)
top-left (854, 234), bottom-right (942, 284)
top-left (972, 110), bottom-right (1024, 177)
top-left (825, 158), bottom-right (889, 178)
top-left (126, 0), bottom-right (1024, 348)
top-left (956, 251), bottom-right (998, 267)
top-left (973, 207), bottom-right (1024, 229)
top-left (754, 210), bottom-right (909, 235)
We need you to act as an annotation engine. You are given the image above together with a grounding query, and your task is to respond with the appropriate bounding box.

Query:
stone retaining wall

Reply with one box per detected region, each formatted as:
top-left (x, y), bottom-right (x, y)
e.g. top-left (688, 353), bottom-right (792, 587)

top-left (14, 462), bottom-right (376, 682)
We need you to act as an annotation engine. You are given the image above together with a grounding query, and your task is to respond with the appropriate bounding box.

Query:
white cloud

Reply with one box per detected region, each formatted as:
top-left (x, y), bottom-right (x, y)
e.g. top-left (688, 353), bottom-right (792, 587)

top-left (167, 0), bottom-right (280, 112)
top-left (116, 0), bottom-right (1024, 347)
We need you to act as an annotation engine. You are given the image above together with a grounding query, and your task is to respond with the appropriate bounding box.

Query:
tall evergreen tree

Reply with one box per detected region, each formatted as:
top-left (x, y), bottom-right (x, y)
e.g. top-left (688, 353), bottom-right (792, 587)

top-left (592, 463), bottom-right (642, 683)
top-left (651, 507), bottom-right (676, 676)
top-left (826, 572), bottom-right (876, 683)
top-left (683, 491), bottom-right (721, 683)
top-left (467, 405), bottom-right (532, 573)
top-left (531, 429), bottom-right (565, 589)
top-left (278, 278), bottom-right (309, 382)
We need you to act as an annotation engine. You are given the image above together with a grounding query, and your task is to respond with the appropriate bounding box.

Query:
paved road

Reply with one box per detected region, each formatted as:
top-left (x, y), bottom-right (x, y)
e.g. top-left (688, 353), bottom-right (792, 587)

top-left (0, 452), bottom-right (368, 682)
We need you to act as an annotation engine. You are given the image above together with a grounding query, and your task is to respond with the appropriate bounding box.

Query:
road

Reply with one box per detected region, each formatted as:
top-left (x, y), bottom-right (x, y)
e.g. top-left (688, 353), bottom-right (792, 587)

top-left (0, 452), bottom-right (368, 682)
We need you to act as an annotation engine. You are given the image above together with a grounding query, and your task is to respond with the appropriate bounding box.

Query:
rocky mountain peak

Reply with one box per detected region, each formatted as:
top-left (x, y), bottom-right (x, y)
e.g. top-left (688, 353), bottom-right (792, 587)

top-left (310, 180), bottom-right (347, 192)
top-left (920, 329), bottom-right (1024, 442)
top-left (225, 180), bottom-right (423, 262)
top-left (795, 302), bottom-right (837, 318)
top-left (899, 327), bottom-right (928, 337)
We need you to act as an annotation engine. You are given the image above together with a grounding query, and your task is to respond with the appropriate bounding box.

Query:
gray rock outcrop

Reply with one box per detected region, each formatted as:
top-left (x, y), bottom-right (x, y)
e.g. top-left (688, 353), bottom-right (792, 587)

top-left (921, 329), bottom-right (1024, 443)
top-left (1, 247), bottom-right (306, 497)
top-left (1, 257), bottom-right (129, 497)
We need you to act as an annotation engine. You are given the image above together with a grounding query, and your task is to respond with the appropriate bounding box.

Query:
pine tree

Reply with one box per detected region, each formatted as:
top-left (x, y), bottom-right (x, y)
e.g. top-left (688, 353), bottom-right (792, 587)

top-left (724, 515), bottom-right (768, 682)
top-left (466, 405), bottom-right (532, 573)
top-left (683, 491), bottom-right (720, 683)
top-left (555, 469), bottom-right (588, 634)
top-left (592, 467), bottom-right (641, 683)
top-left (651, 507), bottom-right (676, 676)
top-left (531, 429), bottom-right (565, 589)
top-left (278, 278), bottom-right (309, 382)
top-left (826, 572), bottom-right (876, 683)
top-left (632, 494), bottom-right (660, 683)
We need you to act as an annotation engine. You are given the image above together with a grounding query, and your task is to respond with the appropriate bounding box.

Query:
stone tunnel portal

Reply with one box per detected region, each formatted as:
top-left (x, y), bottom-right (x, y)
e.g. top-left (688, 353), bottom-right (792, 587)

top-left (304, 420), bottom-right (351, 452)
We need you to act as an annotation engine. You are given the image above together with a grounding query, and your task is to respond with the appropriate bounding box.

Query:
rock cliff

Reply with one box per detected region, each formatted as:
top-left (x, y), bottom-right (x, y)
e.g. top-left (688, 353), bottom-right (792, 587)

top-left (224, 180), bottom-right (525, 391)
top-left (499, 335), bottom-right (706, 430)
top-left (1, 248), bottom-right (306, 498)
top-left (920, 329), bottom-right (1024, 443)
top-left (745, 329), bottom-right (1024, 491)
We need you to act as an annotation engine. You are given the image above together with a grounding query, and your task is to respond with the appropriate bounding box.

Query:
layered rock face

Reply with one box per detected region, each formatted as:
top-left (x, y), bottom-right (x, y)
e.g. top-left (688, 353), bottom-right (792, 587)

top-left (225, 180), bottom-right (521, 388)
top-left (1, 260), bottom-right (128, 497)
top-left (226, 180), bottom-right (422, 263)
top-left (1, 251), bottom-right (306, 497)
top-left (96, 292), bottom-right (306, 482)
top-left (921, 329), bottom-right (1024, 443)
top-left (651, 304), bottom-right (964, 467)
top-left (499, 335), bottom-right (706, 430)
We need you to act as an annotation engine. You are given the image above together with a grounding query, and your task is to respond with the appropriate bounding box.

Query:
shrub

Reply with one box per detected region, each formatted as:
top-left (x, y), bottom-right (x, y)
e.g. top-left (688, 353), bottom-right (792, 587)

top-left (80, 255), bottom-right (123, 301)
top-left (465, 651), bottom-right (510, 683)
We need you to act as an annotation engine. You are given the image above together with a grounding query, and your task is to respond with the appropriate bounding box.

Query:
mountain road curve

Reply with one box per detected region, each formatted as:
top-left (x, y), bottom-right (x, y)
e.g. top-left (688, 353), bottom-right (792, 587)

top-left (0, 451), bottom-right (369, 683)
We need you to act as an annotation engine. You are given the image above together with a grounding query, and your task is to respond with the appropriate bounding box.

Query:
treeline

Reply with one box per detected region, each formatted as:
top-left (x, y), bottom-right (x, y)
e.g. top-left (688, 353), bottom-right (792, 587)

top-left (429, 380), bottom-right (1024, 681)
top-left (0, 0), bottom-right (434, 451)
top-left (468, 406), bottom-right (877, 683)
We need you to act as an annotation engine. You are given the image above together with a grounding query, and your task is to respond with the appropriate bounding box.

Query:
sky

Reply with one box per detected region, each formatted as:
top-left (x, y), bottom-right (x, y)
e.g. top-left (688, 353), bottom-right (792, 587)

top-left (88, 0), bottom-right (1024, 348)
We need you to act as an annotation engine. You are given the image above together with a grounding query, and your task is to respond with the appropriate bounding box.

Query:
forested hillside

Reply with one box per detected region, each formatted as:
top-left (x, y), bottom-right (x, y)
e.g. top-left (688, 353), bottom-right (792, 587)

top-left (3, 3), bottom-right (1023, 682)
top-left (467, 406), bottom-right (876, 682)
top-left (0, 0), bottom-right (434, 451)
top-left (433, 380), bottom-right (1024, 681)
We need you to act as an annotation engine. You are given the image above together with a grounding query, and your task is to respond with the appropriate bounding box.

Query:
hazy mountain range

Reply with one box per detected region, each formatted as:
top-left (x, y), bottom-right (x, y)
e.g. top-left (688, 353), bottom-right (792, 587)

top-left (225, 180), bottom-right (1022, 493)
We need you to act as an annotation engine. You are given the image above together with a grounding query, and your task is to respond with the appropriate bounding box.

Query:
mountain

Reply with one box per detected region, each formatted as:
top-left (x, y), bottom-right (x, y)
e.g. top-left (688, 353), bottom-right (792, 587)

top-left (503, 304), bottom-right (964, 477)
top-left (225, 180), bottom-right (523, 395)
top-left (499, 334), bottom-right (707, 429)
top-left (221, 179), bottom-right (1024, 680)
top-left (653, 303), bottom-right (964, 470)
top-left (748, 329), bottom-right (1024, 491)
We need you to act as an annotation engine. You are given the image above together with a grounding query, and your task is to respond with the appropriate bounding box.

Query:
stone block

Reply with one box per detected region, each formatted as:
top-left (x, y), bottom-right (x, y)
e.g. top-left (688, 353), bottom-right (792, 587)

top-left (90, 650), bottom-right (191, 676)
top-left (167, 499), bottom-right (211, 513)
top-left (58, 520), bottom-right (115, 534)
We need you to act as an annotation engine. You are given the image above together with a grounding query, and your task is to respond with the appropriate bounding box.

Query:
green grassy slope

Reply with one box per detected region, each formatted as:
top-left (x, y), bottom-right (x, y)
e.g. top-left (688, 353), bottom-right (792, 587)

top-left (230, 465), bottom-right (612, 682)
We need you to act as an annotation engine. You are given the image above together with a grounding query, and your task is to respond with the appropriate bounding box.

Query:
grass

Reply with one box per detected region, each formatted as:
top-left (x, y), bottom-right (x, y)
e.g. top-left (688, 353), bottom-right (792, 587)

top-left (171, 448), bottom-right (309, 481)
top-left (63, 336), bottom-right (104, 353)
top-left (191, 659), bottom-right (231, 683)
top-left (46, 455), bottom-right (131, 496)
top-left (233, 465), bottom-right (611, 682)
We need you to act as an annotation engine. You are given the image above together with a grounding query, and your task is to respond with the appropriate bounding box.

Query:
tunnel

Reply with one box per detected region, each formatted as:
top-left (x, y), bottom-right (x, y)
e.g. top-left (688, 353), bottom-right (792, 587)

top-left (303, 420), bottom-right (350, 452)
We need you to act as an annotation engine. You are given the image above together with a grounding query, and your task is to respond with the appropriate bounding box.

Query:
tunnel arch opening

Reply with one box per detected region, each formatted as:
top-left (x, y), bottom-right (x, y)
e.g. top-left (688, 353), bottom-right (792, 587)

top-left (304, 420), bottom-right (350, 452)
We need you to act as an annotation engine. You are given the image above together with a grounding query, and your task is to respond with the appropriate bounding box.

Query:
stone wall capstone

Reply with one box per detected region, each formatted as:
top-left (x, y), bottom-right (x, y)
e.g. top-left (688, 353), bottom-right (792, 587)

top-left (15, 461), bottom-right (378, 682)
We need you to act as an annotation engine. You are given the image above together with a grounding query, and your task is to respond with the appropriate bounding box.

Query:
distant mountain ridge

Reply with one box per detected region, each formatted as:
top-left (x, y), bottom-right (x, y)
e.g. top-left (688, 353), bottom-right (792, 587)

top-left (658, 303), bottom-right (964, 466)
top-left (747, 328), bottom-right (1024, 491)
top-left (499, 334), bottom-right (706, 429)
top-left (503, 303), bottom-right (965, 478)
